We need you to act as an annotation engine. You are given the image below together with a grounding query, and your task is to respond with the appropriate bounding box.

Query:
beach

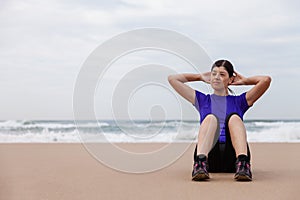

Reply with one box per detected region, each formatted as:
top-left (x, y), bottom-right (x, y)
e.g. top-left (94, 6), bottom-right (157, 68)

top-left (0, 143), bottom-right (299, 200)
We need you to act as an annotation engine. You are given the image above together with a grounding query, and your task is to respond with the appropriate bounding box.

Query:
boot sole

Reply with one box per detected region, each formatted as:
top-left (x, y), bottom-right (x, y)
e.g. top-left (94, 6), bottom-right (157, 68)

top-left (234, 173), bottom-right (252, 181)
top-left (192, 173), bottom-right (210, 181)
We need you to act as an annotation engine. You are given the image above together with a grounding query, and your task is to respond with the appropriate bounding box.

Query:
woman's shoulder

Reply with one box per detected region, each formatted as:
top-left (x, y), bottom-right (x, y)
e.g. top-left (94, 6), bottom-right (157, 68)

top-left (228, 92), bottom-right (250, 108)
top-left (195, 90), bottom-right (212, 100)
top-left (195, 90), bottom-right (211, 96)
top-left (228, 92), bottom-right (247, 98)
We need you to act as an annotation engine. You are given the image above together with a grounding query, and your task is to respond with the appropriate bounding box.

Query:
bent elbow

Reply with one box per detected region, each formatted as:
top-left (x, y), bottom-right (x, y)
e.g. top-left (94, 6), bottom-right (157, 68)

top-left (265, 76), bottom-right (272, 85)
top-left (168, 75), bottom-right (175, 83)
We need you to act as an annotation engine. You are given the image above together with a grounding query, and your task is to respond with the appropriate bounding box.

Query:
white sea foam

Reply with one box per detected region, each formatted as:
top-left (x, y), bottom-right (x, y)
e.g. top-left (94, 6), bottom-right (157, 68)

top-left (247, 121), bottom-right (300, 142)
top-left (0, 120), bottom-right (299, 143)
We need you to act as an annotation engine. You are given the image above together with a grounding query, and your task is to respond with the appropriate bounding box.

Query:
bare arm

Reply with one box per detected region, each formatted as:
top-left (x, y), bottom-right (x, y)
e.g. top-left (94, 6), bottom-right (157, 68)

top-left (168, 72), bottom-right (210, 105)
top-left (231, 72), bottom-right (272, 106)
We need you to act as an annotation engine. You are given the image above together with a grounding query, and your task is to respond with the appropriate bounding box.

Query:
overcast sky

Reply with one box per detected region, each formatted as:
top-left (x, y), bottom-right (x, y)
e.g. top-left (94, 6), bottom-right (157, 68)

top-left (0, 0), bottom-right (299, 120)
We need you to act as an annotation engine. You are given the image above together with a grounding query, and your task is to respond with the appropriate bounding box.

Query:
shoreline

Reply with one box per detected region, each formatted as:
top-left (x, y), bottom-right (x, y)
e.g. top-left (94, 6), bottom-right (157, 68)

top-left (0, 143), bottom-right (299, 200)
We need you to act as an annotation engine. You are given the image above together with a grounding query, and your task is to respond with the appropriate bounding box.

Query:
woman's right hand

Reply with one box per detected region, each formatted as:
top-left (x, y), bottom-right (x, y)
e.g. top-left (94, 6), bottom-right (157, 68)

top-left (200, 72), bottom-right (211, 84)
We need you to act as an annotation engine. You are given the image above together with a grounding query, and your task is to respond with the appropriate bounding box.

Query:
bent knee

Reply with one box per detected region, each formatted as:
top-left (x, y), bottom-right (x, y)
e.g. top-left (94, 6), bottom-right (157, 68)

top-left (203, 114), bottom-right (218, 123)
top-left (228, 114), bottom-right (243, 125)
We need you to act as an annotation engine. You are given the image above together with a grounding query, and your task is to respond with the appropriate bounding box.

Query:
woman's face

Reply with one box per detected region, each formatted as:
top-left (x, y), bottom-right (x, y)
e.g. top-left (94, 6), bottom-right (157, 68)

top-left (210, 66), bottom-right (232, 92)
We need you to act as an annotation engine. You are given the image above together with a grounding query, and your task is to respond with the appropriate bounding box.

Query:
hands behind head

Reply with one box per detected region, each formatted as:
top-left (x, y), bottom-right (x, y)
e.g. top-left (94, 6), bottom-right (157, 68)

top-left (200, 72), bottom-right (211, 84)
top-left (230, 71), bottom-right (247, 85)
top-left (200, 71), bottom-right (247, 86)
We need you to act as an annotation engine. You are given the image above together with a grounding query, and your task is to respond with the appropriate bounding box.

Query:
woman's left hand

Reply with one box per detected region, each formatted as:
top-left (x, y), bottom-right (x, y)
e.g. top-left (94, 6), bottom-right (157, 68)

top-left (230, 71), bottom-right (247, 85)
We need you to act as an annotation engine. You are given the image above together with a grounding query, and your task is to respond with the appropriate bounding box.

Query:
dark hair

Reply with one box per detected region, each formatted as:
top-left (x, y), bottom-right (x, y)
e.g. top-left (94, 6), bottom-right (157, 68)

top-left (211, 59), bottom-right (235, 94)
top-left (211, 59), bottom-right (234, 77)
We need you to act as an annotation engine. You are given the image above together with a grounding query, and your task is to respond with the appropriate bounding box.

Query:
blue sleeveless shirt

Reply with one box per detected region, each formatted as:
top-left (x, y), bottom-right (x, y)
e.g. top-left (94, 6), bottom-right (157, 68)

top-left (194, 90), bottom-right (250, 143)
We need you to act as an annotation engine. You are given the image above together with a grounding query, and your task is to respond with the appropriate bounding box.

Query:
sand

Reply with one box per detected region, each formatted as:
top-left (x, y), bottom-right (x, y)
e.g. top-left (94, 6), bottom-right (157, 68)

top-left (0, 143), bottom-right (299, 200)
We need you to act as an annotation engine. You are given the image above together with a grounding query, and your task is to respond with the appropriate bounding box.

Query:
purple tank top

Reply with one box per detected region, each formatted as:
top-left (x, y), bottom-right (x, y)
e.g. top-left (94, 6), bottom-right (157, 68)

top-left (194, 90), bottom-right (250, 143)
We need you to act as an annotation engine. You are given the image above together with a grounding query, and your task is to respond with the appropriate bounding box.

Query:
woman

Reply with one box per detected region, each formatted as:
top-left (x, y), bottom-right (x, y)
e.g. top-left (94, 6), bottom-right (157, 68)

top-left (168, 60), bottom-right (271, 181)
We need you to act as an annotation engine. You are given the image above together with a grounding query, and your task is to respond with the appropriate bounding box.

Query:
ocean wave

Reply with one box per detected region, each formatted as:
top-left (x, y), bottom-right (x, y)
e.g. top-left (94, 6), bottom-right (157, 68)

top-left (247, 121), bottom-right (300, 142)
top-left (0, 130), bottom-right (197, 143)
top-left (0, 120), bottom-right (299, 143)
top-left (0, 130), bottom-right (81, 143)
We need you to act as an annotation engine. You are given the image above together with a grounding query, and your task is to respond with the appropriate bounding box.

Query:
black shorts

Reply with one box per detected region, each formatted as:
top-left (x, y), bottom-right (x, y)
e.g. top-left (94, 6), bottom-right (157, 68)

top-left (193, 113), bottom-right (251, 173)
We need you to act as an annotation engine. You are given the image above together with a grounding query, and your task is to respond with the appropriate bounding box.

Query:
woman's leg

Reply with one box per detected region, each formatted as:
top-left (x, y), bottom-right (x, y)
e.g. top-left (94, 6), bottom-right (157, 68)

top-left (196, 114), bottom-right (219, 157)
top-left (226, 114), bottom-right (252, 180)
top-left (192, 114), bottom-right (220, 180)
top-left (227, 114), bottom-right (248, 157)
